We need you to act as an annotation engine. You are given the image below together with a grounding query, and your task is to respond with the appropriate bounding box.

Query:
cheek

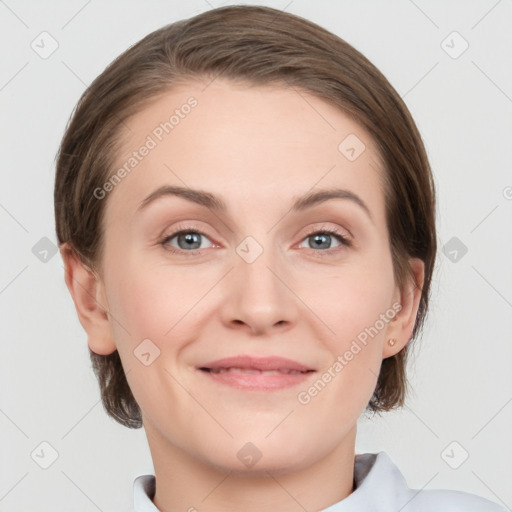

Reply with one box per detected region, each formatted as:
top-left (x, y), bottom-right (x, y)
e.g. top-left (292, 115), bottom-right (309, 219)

top-left (299, 269), bottom-right (393, 421)
top-left (105, 257), bottom-right (222, 388)
top-left (310, 254), bottom-right (395, 404)
top-left (331, 285), bottom-right (392, 342)
top-left (320, 256), bottom-right (395, 343)
top-left (107, 257), bottom-right (206, 341)
top-left (104, 262), bottom-right (199, 413)
top-left (109, 275), bottom-right (167, 350)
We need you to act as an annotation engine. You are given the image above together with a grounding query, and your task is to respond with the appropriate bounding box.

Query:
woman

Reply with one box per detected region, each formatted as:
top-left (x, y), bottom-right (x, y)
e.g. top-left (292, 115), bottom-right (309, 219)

top-left (54, 5), bottom-right (507, 511)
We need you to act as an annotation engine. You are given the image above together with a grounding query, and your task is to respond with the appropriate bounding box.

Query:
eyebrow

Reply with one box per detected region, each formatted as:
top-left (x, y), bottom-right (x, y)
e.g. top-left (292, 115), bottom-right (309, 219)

top-left (136, 185), bottom-right (373, 223)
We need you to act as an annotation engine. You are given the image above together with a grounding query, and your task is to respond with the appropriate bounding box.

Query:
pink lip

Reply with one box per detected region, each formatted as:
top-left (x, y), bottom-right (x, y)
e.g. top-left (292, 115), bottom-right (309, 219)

top-left (201, 355), bottom-right (313, 372)
top-left (197, 355), bottom-right (315, 391)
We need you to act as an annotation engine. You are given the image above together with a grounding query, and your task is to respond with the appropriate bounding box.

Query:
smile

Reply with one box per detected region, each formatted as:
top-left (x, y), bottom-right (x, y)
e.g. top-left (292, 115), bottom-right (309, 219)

top-left (204, 367), bottom-right (308, 375)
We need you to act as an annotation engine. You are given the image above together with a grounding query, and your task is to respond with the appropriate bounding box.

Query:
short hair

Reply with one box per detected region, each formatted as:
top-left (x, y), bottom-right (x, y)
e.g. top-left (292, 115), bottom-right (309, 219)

top-left (54, 5), bottom-right (437, 428)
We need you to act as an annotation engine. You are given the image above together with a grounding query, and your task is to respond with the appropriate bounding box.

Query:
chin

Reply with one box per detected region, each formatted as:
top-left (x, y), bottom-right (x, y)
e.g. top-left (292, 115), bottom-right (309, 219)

top-left (196, 434), bottom-right (315, 477)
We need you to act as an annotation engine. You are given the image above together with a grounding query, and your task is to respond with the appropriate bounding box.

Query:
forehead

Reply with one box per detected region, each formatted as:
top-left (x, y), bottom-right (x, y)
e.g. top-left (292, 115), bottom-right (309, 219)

top-left (105, 78), bottom-right (386, 225)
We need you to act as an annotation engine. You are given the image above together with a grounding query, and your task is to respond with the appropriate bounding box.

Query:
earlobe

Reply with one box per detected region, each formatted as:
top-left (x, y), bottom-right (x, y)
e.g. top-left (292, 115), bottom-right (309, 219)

top-left (60, 243), bottom-right (117, 355)
top-left (382, 257), bottom-right (425, 359)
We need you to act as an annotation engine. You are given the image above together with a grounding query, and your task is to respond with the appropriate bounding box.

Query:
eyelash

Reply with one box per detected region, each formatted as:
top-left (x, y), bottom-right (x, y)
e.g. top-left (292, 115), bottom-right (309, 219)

top-left (159, 224), bottom-right (352, 257)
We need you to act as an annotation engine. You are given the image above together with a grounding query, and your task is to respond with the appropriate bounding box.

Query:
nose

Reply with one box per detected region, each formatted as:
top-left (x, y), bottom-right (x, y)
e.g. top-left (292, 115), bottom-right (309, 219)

top-left (220, 242), bottom-right (299, 336)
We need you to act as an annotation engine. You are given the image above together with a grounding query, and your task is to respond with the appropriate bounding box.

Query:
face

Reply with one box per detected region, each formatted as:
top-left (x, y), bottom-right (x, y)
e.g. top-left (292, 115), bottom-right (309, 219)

top-left (80, 78), bottom-right (421, 475)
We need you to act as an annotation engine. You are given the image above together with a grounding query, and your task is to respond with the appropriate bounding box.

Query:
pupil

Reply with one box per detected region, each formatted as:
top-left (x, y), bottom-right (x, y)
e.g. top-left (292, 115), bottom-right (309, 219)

top-left (181, 233), bottom-right (200, 249)
top-left (312, 233), bottom-right (329, 249)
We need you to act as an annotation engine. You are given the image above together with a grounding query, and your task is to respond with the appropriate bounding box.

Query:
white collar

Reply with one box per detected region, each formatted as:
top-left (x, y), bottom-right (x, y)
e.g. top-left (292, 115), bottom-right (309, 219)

top-left (133, 451), bottom-right (506, 511)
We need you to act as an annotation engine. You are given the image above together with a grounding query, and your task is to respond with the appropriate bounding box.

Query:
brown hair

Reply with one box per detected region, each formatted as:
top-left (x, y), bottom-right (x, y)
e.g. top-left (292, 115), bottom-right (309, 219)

top-left (54, 5), bottom-right (437, 428)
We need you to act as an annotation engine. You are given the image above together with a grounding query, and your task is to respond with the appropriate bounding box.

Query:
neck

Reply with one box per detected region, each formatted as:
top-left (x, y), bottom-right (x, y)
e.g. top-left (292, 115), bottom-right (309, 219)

top-left (146, 426), bottom-right (357, 512)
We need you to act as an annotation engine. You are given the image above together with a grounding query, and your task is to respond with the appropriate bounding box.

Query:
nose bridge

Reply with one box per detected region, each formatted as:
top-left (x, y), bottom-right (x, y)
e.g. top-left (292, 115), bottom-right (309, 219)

top-left (225, 231), bottom-right (296, 332)
top-left (237, 232), bottom-right (283, 301)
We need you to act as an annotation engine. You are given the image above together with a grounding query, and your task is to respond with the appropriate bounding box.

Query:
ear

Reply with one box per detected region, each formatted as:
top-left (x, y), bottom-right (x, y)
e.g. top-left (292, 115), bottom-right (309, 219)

top-left (382, 257), bottom-right (425, 359)
top-left (60, 242), bottom-right (117, 355)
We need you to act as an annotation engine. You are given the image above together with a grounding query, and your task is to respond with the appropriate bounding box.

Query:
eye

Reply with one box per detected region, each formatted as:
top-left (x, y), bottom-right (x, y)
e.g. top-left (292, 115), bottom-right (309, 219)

top-left (297, 227), bottom-right (352, 254)
top-left (159, 224), bottom-right (352, 256)
top-left (160, 226), bottom-right (214, 254)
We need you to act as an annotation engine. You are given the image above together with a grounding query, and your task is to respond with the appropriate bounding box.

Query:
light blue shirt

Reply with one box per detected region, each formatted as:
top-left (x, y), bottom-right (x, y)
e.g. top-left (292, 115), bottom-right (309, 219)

top-left (133, 451), bottom-right (508, 511)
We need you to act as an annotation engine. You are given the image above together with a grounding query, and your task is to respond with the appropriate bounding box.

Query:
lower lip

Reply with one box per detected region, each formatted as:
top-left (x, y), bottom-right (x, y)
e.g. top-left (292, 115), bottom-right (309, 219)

top-left (198, 369), bottom-right (314, 391)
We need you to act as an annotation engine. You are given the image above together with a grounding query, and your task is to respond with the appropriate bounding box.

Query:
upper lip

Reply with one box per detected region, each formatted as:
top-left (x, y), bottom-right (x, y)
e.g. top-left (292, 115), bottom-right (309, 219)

top-left (199, 355), bottom-right (315, 372)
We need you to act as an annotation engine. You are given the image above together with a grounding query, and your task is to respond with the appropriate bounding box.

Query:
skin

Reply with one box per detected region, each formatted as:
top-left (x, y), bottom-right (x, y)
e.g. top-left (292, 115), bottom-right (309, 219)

top-left (61, 78), bottom-right (424, 512)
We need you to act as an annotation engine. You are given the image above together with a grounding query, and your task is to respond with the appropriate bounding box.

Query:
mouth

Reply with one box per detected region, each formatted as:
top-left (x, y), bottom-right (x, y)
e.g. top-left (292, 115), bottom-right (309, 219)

top-left (197, 356), bottom-right (316, 391)
top-left (202, 367), bottom-right (308, 375)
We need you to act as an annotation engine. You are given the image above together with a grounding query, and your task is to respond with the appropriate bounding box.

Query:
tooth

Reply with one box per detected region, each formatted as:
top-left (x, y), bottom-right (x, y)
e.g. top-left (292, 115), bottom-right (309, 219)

top-left (207, 367), bottom-right (307, 375)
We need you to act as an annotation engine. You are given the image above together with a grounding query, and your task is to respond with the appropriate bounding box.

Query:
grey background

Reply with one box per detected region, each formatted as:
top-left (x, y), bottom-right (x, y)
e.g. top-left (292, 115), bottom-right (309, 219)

top-left (1, 0), bottom-right (511, 510)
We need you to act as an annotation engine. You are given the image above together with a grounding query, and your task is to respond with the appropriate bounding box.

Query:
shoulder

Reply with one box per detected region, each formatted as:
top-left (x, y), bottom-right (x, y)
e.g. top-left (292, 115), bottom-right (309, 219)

top-left (403, 487), bottom-right (509, 512)
top-left (355, 452), bottom-right (508, 512)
